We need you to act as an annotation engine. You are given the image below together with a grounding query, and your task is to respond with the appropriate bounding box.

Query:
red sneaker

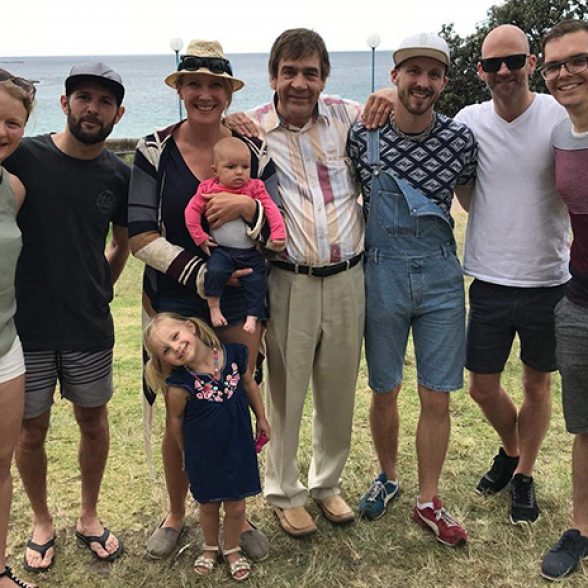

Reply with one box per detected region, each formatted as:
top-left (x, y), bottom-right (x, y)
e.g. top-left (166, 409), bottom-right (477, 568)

top-left (412, 497), bottom-right (467, 547)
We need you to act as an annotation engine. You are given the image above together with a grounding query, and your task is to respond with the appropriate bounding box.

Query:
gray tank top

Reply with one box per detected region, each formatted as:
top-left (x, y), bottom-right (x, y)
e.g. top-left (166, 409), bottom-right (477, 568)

top-left (0, 167), bottom-right (22, 357)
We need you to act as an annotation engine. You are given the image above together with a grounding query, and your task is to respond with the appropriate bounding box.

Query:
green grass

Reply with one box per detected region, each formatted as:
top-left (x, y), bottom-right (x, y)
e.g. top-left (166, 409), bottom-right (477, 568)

top-left (6, 208), bottom-right (586, 587)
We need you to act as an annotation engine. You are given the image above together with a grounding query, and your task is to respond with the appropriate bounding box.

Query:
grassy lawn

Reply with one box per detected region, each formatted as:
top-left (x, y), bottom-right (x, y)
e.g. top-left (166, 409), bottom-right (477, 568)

top-left (6, 208), bottom-right (585, 587)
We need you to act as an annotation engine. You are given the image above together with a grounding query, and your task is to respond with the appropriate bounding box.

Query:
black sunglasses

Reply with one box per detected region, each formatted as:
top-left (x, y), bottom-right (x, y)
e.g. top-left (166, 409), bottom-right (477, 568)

top-left (480, 54), bottom-right (528, 73)
top-left (0, 68), bottom-right (36, 98)
top-left (178, 56), bottom-right (233, 76)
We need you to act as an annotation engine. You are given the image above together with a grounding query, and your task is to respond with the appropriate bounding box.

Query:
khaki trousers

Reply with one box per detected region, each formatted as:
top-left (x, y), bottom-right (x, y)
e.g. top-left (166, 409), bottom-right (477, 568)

top-left (264, 262), bottom-right (365, 508)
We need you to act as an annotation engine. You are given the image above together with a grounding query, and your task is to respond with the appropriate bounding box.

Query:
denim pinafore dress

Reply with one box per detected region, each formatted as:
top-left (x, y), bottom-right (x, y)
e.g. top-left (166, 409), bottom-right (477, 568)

top-left (363, 129), bottom-right (465, 393)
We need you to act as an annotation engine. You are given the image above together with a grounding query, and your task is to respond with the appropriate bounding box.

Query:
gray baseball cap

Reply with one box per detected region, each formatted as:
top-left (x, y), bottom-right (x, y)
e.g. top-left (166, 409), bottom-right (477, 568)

top-left (65, 62), bottom-right (125, 104)
top-left (393, 33), bottom-right (451, 68)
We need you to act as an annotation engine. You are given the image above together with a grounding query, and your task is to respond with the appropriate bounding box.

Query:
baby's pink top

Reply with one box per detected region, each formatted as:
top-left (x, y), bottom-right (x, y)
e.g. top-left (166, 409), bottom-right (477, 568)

top-left (185, 177), bottom-right (286, 245)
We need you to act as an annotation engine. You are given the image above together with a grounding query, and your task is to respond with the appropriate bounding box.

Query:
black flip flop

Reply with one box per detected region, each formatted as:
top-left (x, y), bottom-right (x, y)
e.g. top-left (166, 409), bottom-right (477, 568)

top-left (22, 535), bottom-right (56, 573)
top-left (1, 565), bottom-right (36, 587)
top-left (75, 528), bottom-right (124, 562)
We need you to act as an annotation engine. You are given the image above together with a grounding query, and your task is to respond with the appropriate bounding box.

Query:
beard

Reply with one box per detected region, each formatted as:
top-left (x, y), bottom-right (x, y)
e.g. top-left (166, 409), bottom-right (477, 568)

top-left (67, 113), bottom-right (116, 145)
top-left (397, 86), bottom-right (436, 115)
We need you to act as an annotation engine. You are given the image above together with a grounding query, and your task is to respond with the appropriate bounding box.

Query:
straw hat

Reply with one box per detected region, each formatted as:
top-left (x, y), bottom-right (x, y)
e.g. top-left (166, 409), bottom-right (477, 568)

top-left (164, 40), bottom-right (244, 91)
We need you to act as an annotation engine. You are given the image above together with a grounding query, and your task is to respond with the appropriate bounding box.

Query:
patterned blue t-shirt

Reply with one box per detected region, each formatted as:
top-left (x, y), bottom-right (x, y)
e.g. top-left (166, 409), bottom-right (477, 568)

top-left (347, 113), bottom-right (477, 221)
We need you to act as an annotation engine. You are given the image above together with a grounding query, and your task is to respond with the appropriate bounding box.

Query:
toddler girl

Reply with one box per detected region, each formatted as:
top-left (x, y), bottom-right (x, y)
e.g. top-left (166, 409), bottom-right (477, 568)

top-left (185, 136), bottom-right (286, 332)
top-left (144, 312), bottom-right (270, 581)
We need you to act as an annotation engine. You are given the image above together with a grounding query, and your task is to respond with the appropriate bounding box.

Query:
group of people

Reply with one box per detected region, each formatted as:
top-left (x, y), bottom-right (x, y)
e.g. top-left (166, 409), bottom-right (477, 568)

top-left (0, 18), bottom-right (586, 588)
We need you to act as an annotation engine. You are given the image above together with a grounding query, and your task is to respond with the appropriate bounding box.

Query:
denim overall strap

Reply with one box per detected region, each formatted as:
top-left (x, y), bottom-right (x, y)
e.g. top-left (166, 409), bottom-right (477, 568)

top-left (367, 128), bottom-right (380, 170)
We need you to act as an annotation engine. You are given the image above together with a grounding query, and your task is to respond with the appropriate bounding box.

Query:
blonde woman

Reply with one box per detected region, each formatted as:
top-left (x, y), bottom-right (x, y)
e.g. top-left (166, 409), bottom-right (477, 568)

top-left (0, 70), bottom-right (36, 588)
top-left (129, 40), bottom-right (277, 560)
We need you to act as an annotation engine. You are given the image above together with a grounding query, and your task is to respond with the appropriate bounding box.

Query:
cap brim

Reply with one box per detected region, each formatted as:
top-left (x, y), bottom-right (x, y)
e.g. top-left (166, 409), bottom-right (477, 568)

top-left (65, 74), bottom-right (125, 103)
top-left (164, 69), bottom-right (244, 92)
top-left (393, 48), bottom-right (450, 68)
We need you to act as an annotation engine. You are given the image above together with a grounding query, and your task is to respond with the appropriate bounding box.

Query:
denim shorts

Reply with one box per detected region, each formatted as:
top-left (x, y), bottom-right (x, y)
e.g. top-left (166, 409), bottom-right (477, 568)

top-left (466, 279), bottom-right (565, 373)
top-left (555, 296), bottom-right (588, 434)
top-left (364, 245), bottom-right (465, 393)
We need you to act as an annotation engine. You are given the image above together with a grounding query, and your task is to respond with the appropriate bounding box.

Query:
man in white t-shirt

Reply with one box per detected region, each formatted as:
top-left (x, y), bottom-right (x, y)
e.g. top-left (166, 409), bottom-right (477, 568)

top-left (454, 24), bottom-right (569, 526)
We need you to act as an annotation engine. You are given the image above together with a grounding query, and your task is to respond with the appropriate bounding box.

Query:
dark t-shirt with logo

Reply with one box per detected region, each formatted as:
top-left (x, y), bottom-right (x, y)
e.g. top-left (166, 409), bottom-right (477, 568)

top-left (4, 134), bottom-right (130, 351)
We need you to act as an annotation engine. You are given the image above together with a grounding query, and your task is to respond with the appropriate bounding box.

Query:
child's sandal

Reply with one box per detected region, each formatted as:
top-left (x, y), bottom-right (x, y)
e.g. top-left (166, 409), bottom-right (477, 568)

top-left (223, 546), bottom-right (251, 582)
top-left (194, 544), bottom-right (219, 576)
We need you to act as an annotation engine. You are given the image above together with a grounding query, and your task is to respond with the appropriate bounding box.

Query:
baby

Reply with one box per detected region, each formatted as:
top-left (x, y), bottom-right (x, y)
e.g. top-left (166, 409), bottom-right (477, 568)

top-left (185, 136), bottom-right (286, 332)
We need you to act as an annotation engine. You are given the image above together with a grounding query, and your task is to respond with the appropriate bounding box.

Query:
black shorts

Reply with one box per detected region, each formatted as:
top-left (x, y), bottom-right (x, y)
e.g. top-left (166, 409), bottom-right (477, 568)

top-left (465, 279), bottom-right (566, 374)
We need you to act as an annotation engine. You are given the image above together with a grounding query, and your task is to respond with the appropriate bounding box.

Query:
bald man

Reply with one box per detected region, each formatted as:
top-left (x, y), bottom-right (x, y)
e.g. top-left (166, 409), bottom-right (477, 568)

top-left (454, 25), bottom-right (570, 525)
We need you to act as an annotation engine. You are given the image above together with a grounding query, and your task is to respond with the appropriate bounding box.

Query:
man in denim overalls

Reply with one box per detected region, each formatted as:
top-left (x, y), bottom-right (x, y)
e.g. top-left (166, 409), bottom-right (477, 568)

top-left (348, 33), bottom-right (477, 546)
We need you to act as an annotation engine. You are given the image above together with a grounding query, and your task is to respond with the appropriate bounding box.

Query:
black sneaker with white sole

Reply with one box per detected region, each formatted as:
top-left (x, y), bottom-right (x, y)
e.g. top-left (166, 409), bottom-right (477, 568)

top-left (510, 473), bottom-right (540, 525)
top-left (476, 447), bottom-right (519, 495)
top-left (541, 529), bottom-right (588, 581)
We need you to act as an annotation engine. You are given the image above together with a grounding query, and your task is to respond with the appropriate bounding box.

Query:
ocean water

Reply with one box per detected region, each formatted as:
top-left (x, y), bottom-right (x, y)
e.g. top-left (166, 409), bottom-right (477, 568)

top-left (1, 52), bottom-right (393, 139)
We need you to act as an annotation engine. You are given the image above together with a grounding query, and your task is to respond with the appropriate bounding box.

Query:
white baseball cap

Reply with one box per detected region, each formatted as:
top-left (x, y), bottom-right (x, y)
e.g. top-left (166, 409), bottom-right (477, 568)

top-left (392, 33), bottom-right (451, 68)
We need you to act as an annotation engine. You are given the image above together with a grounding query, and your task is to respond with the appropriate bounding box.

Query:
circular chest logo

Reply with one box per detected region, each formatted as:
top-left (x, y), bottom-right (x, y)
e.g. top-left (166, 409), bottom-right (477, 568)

top-left (96, 190), bottom-right (117, 215)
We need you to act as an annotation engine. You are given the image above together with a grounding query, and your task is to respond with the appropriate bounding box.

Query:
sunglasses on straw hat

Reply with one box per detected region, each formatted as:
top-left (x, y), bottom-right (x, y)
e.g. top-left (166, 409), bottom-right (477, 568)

top-left (164, 39), bottom-right (244, 91)
top-left (178, 56), bottom-right (233, 76)
top-left (0, 68), bottom-right (36, 98)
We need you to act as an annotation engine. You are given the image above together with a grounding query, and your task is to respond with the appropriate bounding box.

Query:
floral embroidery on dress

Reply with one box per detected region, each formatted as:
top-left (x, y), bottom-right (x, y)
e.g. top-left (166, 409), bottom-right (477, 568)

top-left (192, 362), bottom-right (240, 403)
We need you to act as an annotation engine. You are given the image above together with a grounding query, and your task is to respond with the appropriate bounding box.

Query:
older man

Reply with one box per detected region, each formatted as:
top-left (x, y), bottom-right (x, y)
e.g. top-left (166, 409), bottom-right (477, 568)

top-left (540, 19), bottom-right (588, 582)
top-left (238, 29), bottom-right (374, 536)
top-left (5, 63), bottom-right (129, 570)
top-left (454, 25), bottom-right (569, 525)
top-left (350, 33), bottom-right (477, 546)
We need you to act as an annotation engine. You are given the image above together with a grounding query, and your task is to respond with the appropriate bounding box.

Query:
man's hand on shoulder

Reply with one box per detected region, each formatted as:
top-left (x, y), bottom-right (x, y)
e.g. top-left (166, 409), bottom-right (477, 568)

top-left (362, 88), bottom-right (397, 129)
top-left (223, 112), bottom-right (260, 138)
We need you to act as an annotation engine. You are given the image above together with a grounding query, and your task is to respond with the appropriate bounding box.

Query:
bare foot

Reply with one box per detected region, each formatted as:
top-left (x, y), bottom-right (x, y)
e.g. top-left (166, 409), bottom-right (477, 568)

top-left (243, 316), bottom-right (257, 333)
top-left (210, 307), bottom-right (228, 327)
top-left (24, 519), bottom-right (55, 572)
top-left (76, 517), bottom-right (120, 560)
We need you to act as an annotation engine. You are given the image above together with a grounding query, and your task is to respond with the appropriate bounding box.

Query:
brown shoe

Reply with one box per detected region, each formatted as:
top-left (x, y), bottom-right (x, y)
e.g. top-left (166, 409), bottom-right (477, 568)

top-left (314, 495), bottom-right (355, 524)
top-left (273, 506), bottom-right (317, 537)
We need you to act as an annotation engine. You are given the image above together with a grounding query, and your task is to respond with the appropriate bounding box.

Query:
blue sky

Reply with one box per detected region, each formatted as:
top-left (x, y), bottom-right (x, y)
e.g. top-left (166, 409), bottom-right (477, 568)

top-left (1, 0), bottom-right (494, 56)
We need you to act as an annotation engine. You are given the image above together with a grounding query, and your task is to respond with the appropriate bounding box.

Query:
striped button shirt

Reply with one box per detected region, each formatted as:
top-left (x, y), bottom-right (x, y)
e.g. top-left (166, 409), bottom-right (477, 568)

top-left (247, 95), bottom-right (364, 265)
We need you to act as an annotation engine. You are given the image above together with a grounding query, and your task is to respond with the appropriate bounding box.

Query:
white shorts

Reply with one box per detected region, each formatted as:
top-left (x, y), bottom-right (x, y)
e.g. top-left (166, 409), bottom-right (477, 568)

top-left (0, 336), bottom-right (26, 384)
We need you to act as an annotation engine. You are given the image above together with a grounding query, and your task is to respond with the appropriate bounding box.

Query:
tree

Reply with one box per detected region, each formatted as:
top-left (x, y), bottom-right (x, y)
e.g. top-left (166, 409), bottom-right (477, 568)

top-left (437, 0), bottom-right (587, 116)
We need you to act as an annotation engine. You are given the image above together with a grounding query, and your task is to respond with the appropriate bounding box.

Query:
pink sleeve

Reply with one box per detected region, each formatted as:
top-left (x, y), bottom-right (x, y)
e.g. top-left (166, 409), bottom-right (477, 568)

top-left (185, 185), bottom-right (210, 246)
top-left (248, 179), bottom-right (287, 240)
